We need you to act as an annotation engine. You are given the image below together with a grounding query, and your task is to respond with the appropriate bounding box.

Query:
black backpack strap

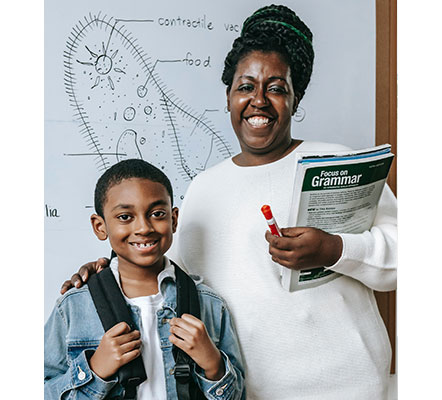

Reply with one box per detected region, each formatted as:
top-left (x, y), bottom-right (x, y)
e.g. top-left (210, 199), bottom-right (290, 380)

top-left (174, 263), bottom-right (201, 321)
top-left (171, 261), bottom-right (205, 400)
top-left (88, 267), bottom-right (147, 399)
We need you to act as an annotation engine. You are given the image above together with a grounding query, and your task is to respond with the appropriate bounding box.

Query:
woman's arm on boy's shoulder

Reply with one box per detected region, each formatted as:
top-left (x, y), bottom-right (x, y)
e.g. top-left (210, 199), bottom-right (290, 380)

top-left (60, 257), bottom-right (109, 294)
top-left (44, 298), bottom-right (119, 399)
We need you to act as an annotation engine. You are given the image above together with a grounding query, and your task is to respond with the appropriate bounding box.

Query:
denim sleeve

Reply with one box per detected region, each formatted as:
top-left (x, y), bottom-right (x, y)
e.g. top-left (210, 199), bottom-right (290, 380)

top-left (44, 305), bottom-right (118, 399)
top-left (193, 305), bottom-right (246, 400)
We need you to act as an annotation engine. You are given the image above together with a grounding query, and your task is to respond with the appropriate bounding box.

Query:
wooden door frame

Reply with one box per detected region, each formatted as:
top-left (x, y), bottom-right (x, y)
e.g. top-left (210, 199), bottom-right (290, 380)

top-left (375, 0), bottom-right (397, 374)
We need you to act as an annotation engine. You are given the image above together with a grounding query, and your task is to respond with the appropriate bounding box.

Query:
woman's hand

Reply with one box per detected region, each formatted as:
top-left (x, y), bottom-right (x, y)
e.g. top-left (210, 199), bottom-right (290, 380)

top-left (169, 314), bottom-right (225, 381)
top-left (89, 322), bottom-right (142, 380)
top-left (60, 257), bottom-right (110, 294)
top-left (265, 227), bottom-right (343, 270)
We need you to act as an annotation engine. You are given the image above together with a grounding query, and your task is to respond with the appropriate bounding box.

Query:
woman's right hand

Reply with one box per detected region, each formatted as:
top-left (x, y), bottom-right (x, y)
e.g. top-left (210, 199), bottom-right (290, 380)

top-left (265, 227), bottom-right (342, 271)
top-left (60, 257), bottom-right (110, 294)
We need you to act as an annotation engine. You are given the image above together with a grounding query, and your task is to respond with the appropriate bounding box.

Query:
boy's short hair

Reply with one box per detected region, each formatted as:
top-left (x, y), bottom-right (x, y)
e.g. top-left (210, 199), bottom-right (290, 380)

top-left (94, 159), bottom-right (174, 218)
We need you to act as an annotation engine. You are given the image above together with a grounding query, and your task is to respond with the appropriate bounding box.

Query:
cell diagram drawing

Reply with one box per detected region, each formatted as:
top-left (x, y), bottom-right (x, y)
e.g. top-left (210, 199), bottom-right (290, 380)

top-left (64, 13), bottom-right (234, 202)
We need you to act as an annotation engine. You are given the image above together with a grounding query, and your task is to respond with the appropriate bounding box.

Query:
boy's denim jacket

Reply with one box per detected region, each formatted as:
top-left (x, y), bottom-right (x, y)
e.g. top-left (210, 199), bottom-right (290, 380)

top-left (44, 258), bottom-right (245, 399)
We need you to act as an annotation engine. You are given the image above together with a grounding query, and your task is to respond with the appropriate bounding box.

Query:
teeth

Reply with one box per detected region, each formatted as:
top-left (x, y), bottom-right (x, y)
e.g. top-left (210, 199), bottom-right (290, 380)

top-left (132, 242), bottom-right (156, 248)
top-left (247, 116), bottom-right (270, 127)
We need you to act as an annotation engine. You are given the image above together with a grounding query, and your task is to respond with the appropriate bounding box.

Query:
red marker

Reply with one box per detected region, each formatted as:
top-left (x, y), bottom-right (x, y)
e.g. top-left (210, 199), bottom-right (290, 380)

top-left (261, 205), bottom-right (282, 237)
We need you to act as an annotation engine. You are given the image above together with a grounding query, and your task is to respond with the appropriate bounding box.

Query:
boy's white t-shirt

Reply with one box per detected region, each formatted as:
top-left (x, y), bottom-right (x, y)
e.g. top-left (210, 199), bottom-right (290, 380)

top-left (110, 258), bottom-right (169, 400)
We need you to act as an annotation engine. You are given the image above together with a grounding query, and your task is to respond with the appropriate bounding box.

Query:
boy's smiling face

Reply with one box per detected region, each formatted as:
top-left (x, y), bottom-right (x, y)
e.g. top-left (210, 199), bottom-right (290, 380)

top-left (91, 177), bottom-right (178, 274)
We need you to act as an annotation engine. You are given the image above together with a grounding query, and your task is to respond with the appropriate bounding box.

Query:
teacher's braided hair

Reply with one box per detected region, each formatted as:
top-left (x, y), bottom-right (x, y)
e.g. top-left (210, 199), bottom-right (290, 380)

top-left (222, 4), bottom-right (314, 102)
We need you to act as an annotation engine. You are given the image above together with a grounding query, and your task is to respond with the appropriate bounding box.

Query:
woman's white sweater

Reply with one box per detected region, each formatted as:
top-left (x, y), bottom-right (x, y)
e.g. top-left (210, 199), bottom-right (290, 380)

top-left (169, 141), bottom-right (397, 400)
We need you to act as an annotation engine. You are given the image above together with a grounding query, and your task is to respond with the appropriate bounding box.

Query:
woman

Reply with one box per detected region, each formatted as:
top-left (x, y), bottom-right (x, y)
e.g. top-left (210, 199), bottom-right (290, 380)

top-left (64, 5), bottom-right (397, 399)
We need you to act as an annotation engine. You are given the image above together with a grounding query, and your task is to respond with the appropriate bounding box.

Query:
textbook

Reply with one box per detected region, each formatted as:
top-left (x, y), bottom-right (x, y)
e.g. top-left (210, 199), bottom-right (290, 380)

top-left (281, 144), bottom-right (394, 291)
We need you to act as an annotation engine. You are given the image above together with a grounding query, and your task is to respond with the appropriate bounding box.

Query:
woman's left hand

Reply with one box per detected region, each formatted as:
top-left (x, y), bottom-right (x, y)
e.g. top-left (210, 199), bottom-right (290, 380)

top-left (265, 227), bottom-right (343, 270)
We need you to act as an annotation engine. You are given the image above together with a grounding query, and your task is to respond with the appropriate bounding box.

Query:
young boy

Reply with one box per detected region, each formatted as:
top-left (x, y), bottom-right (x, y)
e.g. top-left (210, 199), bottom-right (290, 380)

top-left (44, 159), bottom-right (245, 399)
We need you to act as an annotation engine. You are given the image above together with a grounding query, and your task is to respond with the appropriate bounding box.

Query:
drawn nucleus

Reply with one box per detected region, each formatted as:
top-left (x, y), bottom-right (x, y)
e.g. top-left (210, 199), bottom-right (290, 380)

top-left (64, 13), bottom-right (233, 201)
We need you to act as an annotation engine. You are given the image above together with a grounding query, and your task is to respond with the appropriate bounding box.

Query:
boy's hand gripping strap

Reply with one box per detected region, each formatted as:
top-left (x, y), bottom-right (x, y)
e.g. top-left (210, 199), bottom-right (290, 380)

top-left (171, 261), bottom-right (206, 400)
top-left (88, 267), bottom-right (147, 399)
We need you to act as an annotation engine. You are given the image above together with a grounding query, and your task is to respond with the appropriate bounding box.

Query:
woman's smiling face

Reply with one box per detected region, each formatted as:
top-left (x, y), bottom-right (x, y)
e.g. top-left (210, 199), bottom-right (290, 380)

top-left (227, 51), bottom-right (297, 165)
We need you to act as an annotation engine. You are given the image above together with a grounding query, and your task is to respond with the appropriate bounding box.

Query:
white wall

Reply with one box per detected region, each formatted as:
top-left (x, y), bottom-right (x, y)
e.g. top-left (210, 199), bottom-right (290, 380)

top-left (45, 0), bottom-right (375, 320)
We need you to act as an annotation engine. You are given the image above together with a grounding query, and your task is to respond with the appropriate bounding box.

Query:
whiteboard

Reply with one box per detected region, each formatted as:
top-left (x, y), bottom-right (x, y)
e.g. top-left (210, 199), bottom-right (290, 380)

top-left (45, 0), bottom-right (375, 320)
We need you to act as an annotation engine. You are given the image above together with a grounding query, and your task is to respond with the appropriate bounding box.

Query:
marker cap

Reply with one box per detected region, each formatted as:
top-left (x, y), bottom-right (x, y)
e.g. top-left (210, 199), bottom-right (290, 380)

top-left (261, 205), bottom-right (273, 220)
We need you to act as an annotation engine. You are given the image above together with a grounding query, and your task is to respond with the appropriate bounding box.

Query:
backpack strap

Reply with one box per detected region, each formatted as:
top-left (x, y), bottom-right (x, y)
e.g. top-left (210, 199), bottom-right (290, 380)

top-left (174, 262), bottom-right (201, 321)
top-left (171, 261), bottom-right (206, 400)
top-left (88, 267), bottom-right (147, 399)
